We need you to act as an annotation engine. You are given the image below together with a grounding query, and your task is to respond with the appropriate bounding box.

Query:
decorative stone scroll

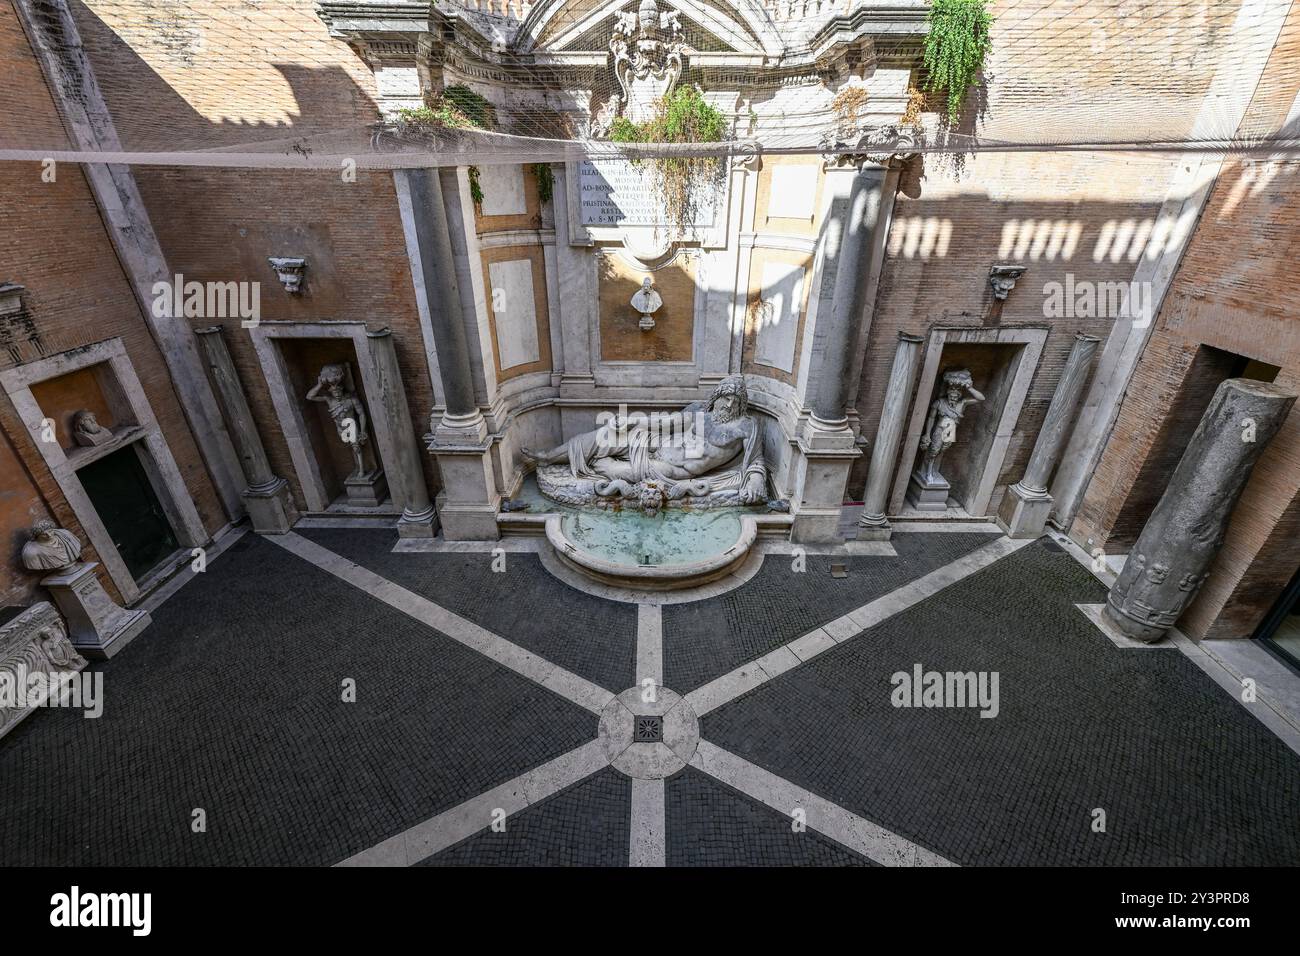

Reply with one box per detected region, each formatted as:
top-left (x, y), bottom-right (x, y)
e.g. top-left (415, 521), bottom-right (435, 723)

top-left (0, 602), bottom-right (87, 739)
top-left (822, 124), bottom-right (920, 169)
top-left (610, 0), bottom-right (686, 125)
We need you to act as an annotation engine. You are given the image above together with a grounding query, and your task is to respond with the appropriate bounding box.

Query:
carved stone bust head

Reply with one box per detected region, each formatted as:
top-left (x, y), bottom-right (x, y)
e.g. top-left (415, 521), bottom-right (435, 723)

top-left (72, 410), bottom-right (113, 447)
top-left (21, 519), bottom-right (82, 573)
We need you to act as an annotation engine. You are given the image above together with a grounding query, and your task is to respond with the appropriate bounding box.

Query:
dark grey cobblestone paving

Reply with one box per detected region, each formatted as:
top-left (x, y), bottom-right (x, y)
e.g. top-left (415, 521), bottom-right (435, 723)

top-left (0, 535), bottom-right (594, 866)
top-left (666, 767), bottom-right (873, 866)
top-left (664, 532), bottom-right (999, 692)
top-left (298, 529), bottom-right (637, 692)
top-left (418, 767), bottom-right (630, 866)
top-left (701, 540), bottom-right (1300, 866)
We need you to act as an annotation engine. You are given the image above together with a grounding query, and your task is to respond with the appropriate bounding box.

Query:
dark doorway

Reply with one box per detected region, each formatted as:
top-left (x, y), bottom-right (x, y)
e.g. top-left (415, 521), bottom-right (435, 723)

top-left (1256, 565), bottom-right (1300, 673)
top-left (77, 445), bottom-right (179, 582)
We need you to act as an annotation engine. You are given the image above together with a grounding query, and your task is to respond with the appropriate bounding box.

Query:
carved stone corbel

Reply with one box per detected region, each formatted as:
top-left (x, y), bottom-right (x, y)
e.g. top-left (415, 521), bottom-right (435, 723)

top-left (267, 256), bottom-right (307, 294)
top-left (989, 264), bottom-right (1027, 300)
top-left (821, 124), bottom-right (920, 169)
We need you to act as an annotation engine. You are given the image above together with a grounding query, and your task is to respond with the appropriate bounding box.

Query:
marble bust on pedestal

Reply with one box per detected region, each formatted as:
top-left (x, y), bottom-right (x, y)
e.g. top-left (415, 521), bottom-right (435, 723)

top-left (631, 277), bottom-right (663, 331)
top-left (21, 520), bottom-right (150, 661)
top-left (20, 519), bottom-right (82, 573)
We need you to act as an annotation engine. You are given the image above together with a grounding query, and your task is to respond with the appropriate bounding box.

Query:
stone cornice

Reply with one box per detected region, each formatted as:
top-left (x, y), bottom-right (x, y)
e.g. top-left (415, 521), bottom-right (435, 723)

top-left (807, 2), bottom-right (930, 61)
top-left (317, 1), bottom-right (435, 37)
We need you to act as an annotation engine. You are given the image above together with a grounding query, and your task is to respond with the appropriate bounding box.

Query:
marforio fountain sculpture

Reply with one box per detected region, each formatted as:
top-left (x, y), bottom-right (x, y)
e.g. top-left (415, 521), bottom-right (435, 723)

top-left (523, 375), bottom-right (768, 590)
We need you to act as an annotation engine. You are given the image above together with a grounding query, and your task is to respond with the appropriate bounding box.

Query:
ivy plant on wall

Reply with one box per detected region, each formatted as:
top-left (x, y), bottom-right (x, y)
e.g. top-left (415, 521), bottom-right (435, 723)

top-left (531, 163), bottom-right (554, 204)
top-left (923, 0), bottom-right (993, 119)
top-left (608, 86), bottom-right (729, 230)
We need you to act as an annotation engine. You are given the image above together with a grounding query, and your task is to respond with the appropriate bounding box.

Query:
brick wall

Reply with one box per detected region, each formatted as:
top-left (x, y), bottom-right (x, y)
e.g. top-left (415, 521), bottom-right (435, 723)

top-left (1071, 2), bottom-right (1300, 639)
top-left (70, 0), bottom-right (439, 509)
top-left (846, 0), bottom-right (1249, 504)
top-left (0, 0), bottom-right (225, 604)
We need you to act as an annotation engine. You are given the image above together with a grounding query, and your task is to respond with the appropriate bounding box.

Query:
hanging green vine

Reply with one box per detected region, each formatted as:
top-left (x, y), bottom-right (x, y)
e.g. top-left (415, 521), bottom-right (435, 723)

top-left (607, 86), bottom-right (729, 230)
top-left (531, 163), bottom-right (554, 204)
top-left (467, 165), bottom-right (483, 207)
top-left (922, 0), bottom-right (993, 119)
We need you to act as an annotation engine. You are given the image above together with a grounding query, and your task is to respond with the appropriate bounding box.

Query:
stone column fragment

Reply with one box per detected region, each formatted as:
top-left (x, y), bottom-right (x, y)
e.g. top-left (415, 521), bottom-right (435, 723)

top-left (195, 326), bottom-right (298, 533)
top-left (997, 333), bottom-right (1099, 538)
top-left (1104, 378), bottom-right (1296, 643)
top-left (857, 332), bottom-right (924, 540)
top-left (367, 328), bottom-right (437, 538)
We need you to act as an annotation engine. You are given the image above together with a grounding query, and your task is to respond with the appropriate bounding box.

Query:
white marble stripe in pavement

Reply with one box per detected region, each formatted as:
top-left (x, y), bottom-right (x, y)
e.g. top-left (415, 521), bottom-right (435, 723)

top-left (685, 536), bottom-right (1036, 716)
top-left (691, 741), bottom-right (956, 866)
top-left (629, 777), bottom-right (666, 867)
top-left (636, 604), bottom-right (663, 687)
top-left (338, 740), bottom-right (610, 866)
top-left (268, 532), bottom-right (615, 715)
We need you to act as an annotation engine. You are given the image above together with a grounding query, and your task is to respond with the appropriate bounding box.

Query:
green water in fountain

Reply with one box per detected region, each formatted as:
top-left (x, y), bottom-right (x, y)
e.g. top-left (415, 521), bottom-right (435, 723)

top-left (562, 509), bottom-right (743, 567)
top-left (513, 476), bottom-right (754, 568)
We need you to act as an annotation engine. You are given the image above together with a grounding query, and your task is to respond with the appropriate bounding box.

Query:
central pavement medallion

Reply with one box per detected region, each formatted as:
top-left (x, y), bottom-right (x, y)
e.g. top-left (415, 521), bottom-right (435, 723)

top-left (599, 687), bottom-right (699, 779)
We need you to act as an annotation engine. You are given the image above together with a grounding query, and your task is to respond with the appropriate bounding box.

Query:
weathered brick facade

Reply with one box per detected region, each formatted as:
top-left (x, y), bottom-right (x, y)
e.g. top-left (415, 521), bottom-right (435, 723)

top-left (70, 0), bottom-right (440, 510)
top-left (1072, 3), bottom-right (1300, 639)
top-left (0, 0), bottom-right (229, 605)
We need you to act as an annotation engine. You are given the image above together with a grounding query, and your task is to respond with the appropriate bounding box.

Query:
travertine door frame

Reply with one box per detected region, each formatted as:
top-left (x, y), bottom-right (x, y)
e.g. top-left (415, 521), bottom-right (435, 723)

top-left (248, 321), bottom-right (403, 514)
top-left (888, 326), bottom-right (1049, 517)
top-left (0, 337), bottom-right (207, 603)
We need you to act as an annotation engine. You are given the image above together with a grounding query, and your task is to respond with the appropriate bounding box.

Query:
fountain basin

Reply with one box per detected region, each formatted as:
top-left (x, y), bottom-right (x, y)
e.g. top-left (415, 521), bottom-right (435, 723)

top-left (545, 511), bottom-right (758, 591)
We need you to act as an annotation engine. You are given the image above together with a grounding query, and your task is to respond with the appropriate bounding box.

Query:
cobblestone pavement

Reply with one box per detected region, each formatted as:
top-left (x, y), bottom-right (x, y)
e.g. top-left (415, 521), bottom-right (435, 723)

top-left (1, 528), bottom-right (1296, 867)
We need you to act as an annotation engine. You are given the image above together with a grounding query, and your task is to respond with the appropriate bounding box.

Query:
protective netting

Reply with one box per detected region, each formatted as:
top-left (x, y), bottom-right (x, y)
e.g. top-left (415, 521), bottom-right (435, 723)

top-left (1, 0), bottom-right (1297, 169)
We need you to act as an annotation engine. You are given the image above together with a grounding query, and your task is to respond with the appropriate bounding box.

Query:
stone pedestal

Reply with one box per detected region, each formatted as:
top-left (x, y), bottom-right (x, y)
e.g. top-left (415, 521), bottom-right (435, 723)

top-left (857, 332), bottom-right (924, 540)
top-left (242, 478), bottom-right (298, 535)
top-left (996, 483), bottom-right (1053, 538)
top-left (344, 468), bottom-right (388, 508)
top-left (906, 471), bottom-right (950, 511)
top-left (41, 563), bottom-right (150, 661)
top-left (430, 411), bottom-right (500, 541)
top-left (789, 416), bottom-right (861, 544)
top-left (997, 333), bottom-right (1100, 539)
top-left (1104, 378), bottom-right (1296, 643)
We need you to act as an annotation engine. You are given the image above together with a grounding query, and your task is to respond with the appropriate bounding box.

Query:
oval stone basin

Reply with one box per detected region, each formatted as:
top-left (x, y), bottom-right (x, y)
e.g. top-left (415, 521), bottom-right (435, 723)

top-left (546, 509), bottom-right (758, 591)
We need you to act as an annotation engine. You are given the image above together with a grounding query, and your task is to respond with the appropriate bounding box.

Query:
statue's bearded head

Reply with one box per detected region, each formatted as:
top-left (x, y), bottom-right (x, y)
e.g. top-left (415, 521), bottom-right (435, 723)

top-left (707, 375), bottom-right (748, 424)
top-left (32, 518), bottom-right (57, 540)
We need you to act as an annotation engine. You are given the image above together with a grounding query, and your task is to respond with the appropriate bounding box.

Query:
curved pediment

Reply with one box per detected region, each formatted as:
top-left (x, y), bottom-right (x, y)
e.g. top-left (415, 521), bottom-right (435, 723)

top-left (520, 0), bottom-right (783, 56)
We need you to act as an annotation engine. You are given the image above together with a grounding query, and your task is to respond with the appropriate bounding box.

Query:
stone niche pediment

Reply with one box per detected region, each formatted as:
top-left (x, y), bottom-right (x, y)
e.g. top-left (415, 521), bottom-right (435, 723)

top-left (523, 0), bottom-right (776, 57)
